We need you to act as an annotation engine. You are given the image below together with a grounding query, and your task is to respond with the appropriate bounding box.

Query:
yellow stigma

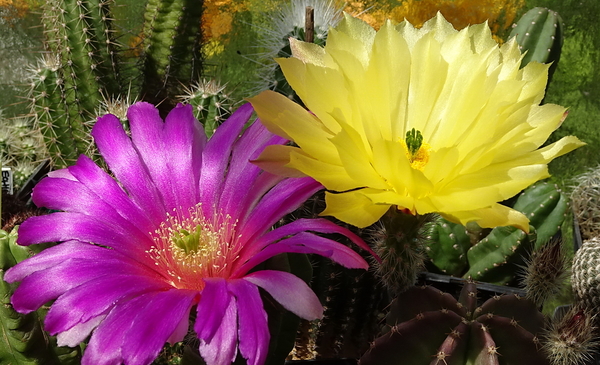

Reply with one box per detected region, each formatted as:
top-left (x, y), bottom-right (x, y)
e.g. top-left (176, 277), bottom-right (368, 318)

top-left (146, 204), bottom-right (241, 290)
top-left (401, 128), bottom-right (431, 171)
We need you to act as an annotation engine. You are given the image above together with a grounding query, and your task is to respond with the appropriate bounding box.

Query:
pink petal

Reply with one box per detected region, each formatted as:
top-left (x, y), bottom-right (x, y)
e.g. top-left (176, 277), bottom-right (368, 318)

top-left (195, 278), bottom-right (230, 343)
top-left (92, 112), bottom-right (166, 223)
top-left (199, 103), bottom-right (253, 208)
top-left (244, 270), bottom-right (323, 320)
top-left (228, 280), bottom-right (269, 365)
top-left (198, 293), bottom-right (238, 365)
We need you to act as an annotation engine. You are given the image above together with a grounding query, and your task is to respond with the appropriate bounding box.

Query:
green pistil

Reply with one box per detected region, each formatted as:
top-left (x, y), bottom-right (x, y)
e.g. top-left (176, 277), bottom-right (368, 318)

top-left (405, 128), bottom-right (423, 156)
top-left (172, 225), bottom-right (203, 254)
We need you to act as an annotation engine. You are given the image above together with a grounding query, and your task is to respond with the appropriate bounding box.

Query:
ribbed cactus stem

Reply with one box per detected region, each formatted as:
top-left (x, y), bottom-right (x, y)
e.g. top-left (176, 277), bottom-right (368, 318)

top-left (140, 0), bottom-right (203, 103)
top-left (572, 237), bottom-right (600, 312)
top-left (29, 53), bottom-right (90, 168)
top-left (360, 280), bottom-right (548, 365)
top-left (509, 7), bottom-right (564, 82)
top-left (371, 208), bottom-right (436, 295)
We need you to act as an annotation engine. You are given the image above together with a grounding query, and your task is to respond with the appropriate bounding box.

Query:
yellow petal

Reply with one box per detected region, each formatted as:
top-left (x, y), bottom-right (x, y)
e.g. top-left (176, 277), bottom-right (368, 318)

top-left (321, 190), bottom-right (391, 228)
top-left (443, 204), bottom-right (530, 233)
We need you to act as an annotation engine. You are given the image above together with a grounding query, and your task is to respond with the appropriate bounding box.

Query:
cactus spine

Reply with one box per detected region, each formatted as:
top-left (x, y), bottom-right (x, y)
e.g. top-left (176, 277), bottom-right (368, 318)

top-left (360, 280), bottom-right (549, 365)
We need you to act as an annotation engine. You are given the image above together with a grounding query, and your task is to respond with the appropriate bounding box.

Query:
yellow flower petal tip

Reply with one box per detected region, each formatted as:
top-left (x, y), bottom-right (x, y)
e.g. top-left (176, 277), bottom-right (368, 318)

top-left (249, 12), bottom-right (584, 230)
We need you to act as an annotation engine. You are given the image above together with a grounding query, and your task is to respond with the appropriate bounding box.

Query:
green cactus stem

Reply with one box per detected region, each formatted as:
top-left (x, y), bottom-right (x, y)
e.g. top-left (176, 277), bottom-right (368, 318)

top-left (360, 280), bottom-right (549, 365)
top-left (426, 182), bottom-right (567, 285)
top-left (463, 224), bottom-right (536, 285)
top-left (509, 7), bottom-right (564, 83)
top-left (425, 218), bottom-right (470, 276)
top-left (31, 0), bottom-right (124, 169)
top-left (512, 182), bottom-right (568, 249)
top-left (139, 0), bottom-right (203, 108)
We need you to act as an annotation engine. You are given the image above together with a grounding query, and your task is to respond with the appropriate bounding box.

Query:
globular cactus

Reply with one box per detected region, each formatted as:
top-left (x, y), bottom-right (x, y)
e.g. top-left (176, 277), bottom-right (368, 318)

top-left (360, 280), bottom-right (549, 365)
top-left (509, 7), bottom-right (564, 83)
top-left (571, 165), bottom-right (600, 241)
top-left (572, 237), bottom-right (600, 313)
top-left (426, 182), bottom-right (568, 285)
top-left (178, 79), bottom-right (234, 137)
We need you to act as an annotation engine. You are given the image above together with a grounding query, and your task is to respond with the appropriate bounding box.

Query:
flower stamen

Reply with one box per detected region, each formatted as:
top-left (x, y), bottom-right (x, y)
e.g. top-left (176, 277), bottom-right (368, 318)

top-left (146, 204), bottom-right (241, 290)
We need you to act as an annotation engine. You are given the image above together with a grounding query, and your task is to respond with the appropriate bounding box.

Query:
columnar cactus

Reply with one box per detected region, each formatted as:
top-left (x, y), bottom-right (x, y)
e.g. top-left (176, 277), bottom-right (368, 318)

top-left (359, 280), bottom-right (549, 365)
top-left (509, 7), bottom-right (564, 82)
top-left (426, 182), bottom-right (568, 285)
top-left (139, 0), bottom-right (203, 107)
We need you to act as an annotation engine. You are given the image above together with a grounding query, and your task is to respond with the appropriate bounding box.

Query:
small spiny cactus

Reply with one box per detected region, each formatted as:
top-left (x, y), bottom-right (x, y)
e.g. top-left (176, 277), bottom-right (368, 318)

top-left (543, 305), bottom-right (599, 365)
top-left (177, 79), bottom-right (234, 137)
top-left (571, 166), bottom-right (600, 241)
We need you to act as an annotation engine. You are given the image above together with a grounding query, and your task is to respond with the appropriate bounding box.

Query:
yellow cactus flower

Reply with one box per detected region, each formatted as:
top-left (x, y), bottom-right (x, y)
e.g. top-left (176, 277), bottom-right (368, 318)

top-left (248, 13), bottom-right (585, 231)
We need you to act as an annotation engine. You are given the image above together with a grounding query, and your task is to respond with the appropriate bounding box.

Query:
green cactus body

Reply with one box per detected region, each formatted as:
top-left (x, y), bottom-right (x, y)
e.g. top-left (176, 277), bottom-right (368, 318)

top-left (30, 54), bottom-right (91, 168)
top-left (140, 0), bottom-right (203, 103)
top-left (426, 182), bottom-right (566, 284)
top-left (178, 79), bottom-right (233, 137)
top-left (509, 7), bottom-right (564, 81)
top-left (463, 225), bottom-right (535, 285)
top-left (512, 182), bottom-right (568, 248)
top-left (359, 280), bottom-right (549, 365)
top-left (425, 219), bottom-right (470, 276)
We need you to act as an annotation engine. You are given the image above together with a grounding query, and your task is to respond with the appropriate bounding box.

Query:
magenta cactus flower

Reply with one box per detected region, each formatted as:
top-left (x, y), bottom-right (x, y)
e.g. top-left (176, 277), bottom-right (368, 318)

top-left (4, 102), bottom-right (372, 365)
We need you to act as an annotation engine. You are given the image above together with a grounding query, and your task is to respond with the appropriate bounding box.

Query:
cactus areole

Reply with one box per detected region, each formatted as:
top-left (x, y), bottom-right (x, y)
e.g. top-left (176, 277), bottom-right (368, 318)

top-left (359, 280), bottom-right (549, 365)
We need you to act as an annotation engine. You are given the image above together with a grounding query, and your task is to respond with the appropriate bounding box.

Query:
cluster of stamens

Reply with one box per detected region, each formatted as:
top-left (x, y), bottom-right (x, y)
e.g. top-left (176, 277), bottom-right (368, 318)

top-left (146, 204), bottom-right (241, 290)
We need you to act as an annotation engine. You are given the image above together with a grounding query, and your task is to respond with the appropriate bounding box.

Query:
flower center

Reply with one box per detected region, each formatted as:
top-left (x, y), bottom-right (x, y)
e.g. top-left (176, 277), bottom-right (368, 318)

top-left (402, 128), bottom-right (430, 171)
top-left (146, 205), bottom-right (240, 290)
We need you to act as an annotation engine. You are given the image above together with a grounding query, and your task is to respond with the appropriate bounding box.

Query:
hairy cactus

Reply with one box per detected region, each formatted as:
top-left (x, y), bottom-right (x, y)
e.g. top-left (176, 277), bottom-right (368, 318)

top-left (426, 182), bottom-right (568, 285)
top-left (360, 280), bottom-right (549, 365)
top-left (543, 305), bottom-right (599, 365)
top-left (371, 208), bottom-right (437, 295)
top-left (509, 7), bottom-right (564, 82)
top-left (178, 79), bottom-right (234, 137)
top-left (521, 236), bottom-right (569, 306)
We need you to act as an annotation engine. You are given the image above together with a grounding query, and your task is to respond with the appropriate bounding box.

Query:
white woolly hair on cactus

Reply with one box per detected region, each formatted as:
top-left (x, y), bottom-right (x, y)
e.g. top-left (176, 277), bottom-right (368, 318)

top-left (246, 0), bottom-right (344, 96)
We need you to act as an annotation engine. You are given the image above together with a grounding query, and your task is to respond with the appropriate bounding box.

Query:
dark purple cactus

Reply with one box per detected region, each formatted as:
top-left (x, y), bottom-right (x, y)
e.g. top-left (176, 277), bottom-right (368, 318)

top-left (359, 280), bottom-right (549, 365)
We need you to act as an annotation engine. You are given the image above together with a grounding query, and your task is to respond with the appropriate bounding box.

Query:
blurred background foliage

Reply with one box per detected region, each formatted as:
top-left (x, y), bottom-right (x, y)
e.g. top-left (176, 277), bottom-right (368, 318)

top-left (0, 0), bottom-right (599, 187)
